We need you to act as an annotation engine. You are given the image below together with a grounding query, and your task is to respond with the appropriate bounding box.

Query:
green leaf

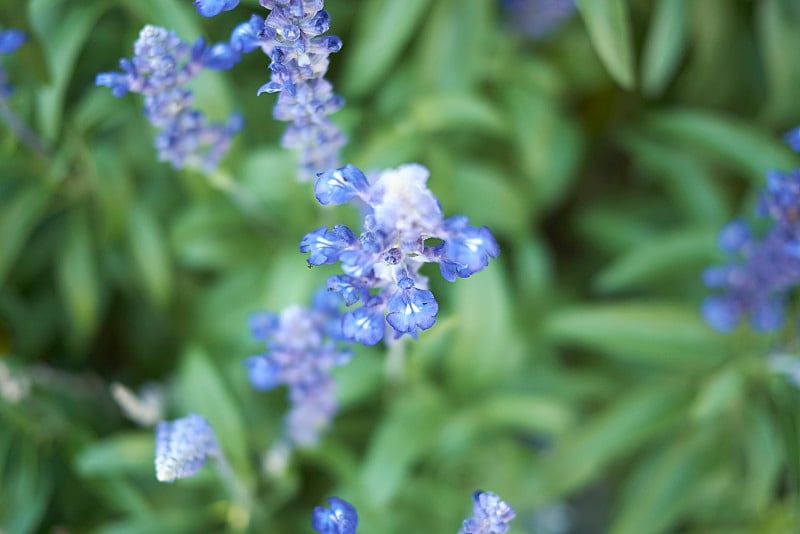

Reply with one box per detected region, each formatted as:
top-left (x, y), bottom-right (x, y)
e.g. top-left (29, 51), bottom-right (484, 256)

top-left (594, 228), bottom-right (717, 293)
top-left (0, 441), bottom-right (52, 534)
top-left (409, 93), bottom-right (506, 137)
top-left (28, 0), bottom-right (109, 139)
top-left (576, 0), bottom-right (636, 89)
top-left (127, 204), bottom-right (173, 307)
top-left (452, 162), bottom-right (529, 238)
top-left (644, 109), bottom-right (799, 181)
top-left (757, 0), bottom-right (800, 123)
top-left (641, 0), bottom-right (689, 97)
top-left (414, 0), bottom-right (491, 92)
top-left (358, 388), bottom-right (446, 506)
top-left (447, 261), bottom-right (524, 391)
top-left (505, 87), bottom-right (584, 213)
top-left (437, 394), bottom-right (575, 458)
top-left (609, 434), bottom-right (711, 534)
top-left (121, 0), bottom-right (202, 39)
top-left (539, 382), bottom-right (691, 497)
top-left (343, 0), bottom-right (432, 97)
top-left (0, 183), bottom-right (52, 288)
top-left (74, 433), bottom-right (154, 477)
top-left (175, 347), bottom-right (252, 487)
top-left (741, 400), bottom-right (781, 514)
top-left (542, 303), bottom-right (727, 368)
top-left (620, 131), bottom-right (728, 225)
top-left (57, 211), bottom-right (101, 345)
top-left (689, 367), bottom-right (745, 422)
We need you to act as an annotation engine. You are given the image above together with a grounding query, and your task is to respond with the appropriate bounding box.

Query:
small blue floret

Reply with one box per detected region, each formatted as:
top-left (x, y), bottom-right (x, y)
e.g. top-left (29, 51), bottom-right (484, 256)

top-left (342, 304), bottom-right (385, 345)
top-left (244, 355), bottom-right (281, 390)
top-left (458, 490), bottom-right (516, 534)
top-left (385, 278), bottom-right (438, 338)
top-left (315, 164), bottom-right (370, 205)
top-left (194, 0), bottom-right (240, 17)
top-left (312, 496), bottom-right (358, 534)
top-left (202, 42), bottom-right (241, 70)
top-left (154, 414), bottom-right (219, 483)
top-left (439, 217), bottom-right (500, 282)
top-left (0, 29), bottom-right (26, 55)
top-left (300, 225), bottom-right (357, 266)
top-left (230, 15), bottom-right (265, 53)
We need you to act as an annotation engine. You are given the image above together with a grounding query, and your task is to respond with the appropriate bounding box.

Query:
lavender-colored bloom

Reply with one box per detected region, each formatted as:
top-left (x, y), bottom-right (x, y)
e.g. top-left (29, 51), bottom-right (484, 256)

top-left (502, 0), bottom-right (576, 39)
top-left (194, 0), bottom-right (240, 17)
top-left (302, 163), bottom-right (499, 345)
top-left (458, 490), bottom-right (516, 534)
top-left (703, 168), bottom-right (800, 332)
top-left (154, 414), bottom-right (219, 482)
top-left (0, 29), bottom-right (26, 97)
top-left (312, 497), bottom-right (358, 534)
top-left (96, 25), bottom-right (242, 172)
top-left (240, 0), bottom-right (345, 179)
top-left (245, 290), bottom-right (352, 447)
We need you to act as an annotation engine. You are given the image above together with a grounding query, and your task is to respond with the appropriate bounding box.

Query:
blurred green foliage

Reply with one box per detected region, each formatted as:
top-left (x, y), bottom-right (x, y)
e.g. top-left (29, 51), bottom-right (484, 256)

top-left (1, 0), bottom-right (800, 532)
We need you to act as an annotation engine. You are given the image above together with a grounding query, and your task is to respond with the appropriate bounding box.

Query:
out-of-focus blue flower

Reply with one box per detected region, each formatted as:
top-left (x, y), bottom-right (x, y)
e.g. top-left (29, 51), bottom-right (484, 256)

top-left (194, 0), bottom-right (240, 17)
top-left (244, 290), bottom-right (352, 447)
top-left (502, 0), bottom-right (576, 39)
top-left (0, 29), bottom-right (25, 54)
top-left (458, 490), bottom-right (516, 534)
top-left (0, 29), bottom-right (26, 97)
top-left (238, 0), bottom-right (345, 179)
top-left (302, 163), bottom-right (499, 345)
top-left (155, 414), bottom-right (219, 482)
top-left (785, 127), bottom-right (800, 153)
top-left (96, 25), bottom-right (242, 172)
top-left (703, 167), bottom-right (800, 332)
top-left (312, 497), bottom-right (358, 534)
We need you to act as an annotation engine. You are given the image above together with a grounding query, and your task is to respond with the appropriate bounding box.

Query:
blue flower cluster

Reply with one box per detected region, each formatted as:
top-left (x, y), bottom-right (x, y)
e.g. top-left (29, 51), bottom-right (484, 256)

top-left (703, 168), bottom-right (800, 332)
top-left (226, 0), bottom-right (346, 179)
top-left (311, 491), bottom-right (515, 534)
top-left (0, 29), bottom-right (26, 97)
top-left (155, 413), bottom-right (219, 483)
top-left (96, 25), bottom-right (242, 172)
top-left (458, 490), bottom-right (517, 534)
top-left (501, 0), bottom-right (576, 39)
top-left (301, 163), bottom-right (499, 345)
top-left (244, 290), bottom-right (352, 447)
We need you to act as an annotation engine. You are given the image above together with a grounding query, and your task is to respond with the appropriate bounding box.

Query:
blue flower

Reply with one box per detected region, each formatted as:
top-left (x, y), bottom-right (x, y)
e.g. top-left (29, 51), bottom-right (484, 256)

top-left (703, 163), bottom-right (800, 332)
top-left (315, 164), bottom-right (370, 205)
top-left (437, 217), bottom-right (500, 282)
top-left (246, 291), bottom-right (352, 446)
top-left (154, 414), bottom-right (219, 482)
top-left (785, 127), bottom-right (800, 153)
top-left (458, 490), bottom-right (516, 534)
top-left (301, 163), bottom-right (499, 344)
top-left (0, 29), bottom-right (26, 97)
top-left (502, 0), bottom-right (576, 39)
top-left (301, 225), bottom-right (358, 266)
top-left (194, 0), bottom-right (240, 17)
top-left (96, 25), bottom-right (242, 172)
top-left (312, 497), bottom-right (358, 534)
top-left (385, 277), bottom-right (438, 339)
top-left (342, 300), bottom-right (386, 346)
top-left (244, 0), bottom-right (346, 179)
top-left (230, 15), bottom-right (265, 53)
top-left (0, 29), bottom-right (25, 54)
